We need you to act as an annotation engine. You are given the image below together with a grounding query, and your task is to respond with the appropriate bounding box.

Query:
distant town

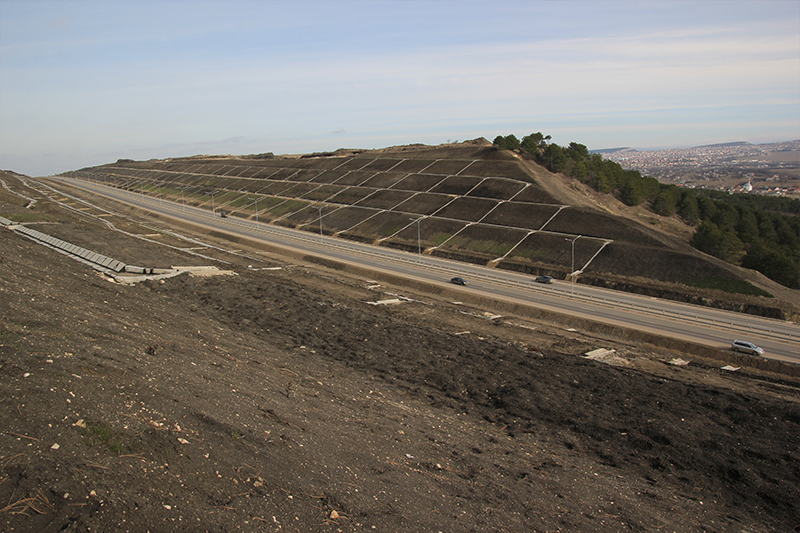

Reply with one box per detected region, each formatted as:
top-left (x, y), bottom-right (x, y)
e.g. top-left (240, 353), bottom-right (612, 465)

top-left (596, 140), bottom-right (800, 197)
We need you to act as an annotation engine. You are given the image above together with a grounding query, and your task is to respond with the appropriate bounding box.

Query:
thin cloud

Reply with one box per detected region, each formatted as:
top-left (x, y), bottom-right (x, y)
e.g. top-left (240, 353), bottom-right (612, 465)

top-left (1, 0), bottom-right (798, 176)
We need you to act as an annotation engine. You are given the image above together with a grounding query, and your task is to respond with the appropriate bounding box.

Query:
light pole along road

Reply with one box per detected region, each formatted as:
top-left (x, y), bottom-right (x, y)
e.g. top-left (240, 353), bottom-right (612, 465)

top-left (45, 177), bottom-right (800, 364)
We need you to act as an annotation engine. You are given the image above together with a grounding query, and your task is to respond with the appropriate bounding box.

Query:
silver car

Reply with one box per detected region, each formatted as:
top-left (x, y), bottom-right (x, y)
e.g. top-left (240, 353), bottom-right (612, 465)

top-left (731, 340), bottom-right (764, 356)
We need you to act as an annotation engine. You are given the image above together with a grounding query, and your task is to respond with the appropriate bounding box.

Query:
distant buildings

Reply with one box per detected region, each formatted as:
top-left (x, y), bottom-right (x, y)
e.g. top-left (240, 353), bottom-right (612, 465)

top-left (598, 140), bottom-right (800, 197)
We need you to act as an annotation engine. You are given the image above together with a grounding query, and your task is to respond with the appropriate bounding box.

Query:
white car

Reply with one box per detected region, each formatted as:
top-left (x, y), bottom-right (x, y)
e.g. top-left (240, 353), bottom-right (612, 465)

top-left (731, 340), bottom-right (764, 356)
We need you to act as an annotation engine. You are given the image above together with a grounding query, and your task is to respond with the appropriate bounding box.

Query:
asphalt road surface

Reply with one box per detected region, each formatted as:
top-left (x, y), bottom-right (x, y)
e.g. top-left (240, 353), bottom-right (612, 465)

top-left (42, 177), bottom-right (800, 364)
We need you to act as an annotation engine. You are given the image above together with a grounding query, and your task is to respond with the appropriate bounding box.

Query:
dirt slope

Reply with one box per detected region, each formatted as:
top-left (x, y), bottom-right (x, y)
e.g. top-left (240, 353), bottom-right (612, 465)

top-left (1, 172), bottom-right (800, 533)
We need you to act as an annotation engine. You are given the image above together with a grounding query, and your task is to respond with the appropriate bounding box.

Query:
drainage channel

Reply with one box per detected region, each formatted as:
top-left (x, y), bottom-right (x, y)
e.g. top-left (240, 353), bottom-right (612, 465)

top-left (2, 215), bottom-right (153, 275)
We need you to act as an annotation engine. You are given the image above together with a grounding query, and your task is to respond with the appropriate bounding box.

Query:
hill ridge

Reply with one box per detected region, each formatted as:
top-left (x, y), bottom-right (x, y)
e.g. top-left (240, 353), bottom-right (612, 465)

top-left (64, 141), bottom-right (799, 317)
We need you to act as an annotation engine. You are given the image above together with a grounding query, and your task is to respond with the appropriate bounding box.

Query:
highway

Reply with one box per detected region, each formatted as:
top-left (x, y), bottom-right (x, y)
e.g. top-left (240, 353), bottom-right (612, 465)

top-left (43, 177), bottom-right (800, 364)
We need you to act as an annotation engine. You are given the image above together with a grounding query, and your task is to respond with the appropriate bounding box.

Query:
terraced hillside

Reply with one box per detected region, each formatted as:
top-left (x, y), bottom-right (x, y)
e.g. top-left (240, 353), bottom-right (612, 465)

top-left (66, 141), bottom-right (799, 317)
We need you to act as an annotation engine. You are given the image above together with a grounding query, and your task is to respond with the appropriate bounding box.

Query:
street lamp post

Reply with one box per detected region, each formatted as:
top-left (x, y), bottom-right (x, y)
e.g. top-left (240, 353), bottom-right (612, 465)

top-left (567, 235), bottom-right (581, 297)
top-left (181, 188), bottom-right (186, 211)
top-left (317, 205), bottom-right (323, 243)
top-left (251, 197), bottom-right (259, 228)
top-left (211, 191), bottom-right (216, 217)
top-left (410, 217), bottom-right (422, 265)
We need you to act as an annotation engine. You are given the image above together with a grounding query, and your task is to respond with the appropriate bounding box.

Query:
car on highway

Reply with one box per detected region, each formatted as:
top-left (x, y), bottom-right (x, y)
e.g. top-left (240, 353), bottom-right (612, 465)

top-left (535, 275), bottom-right (554, 284)
top-left (450, 277), bottom-right (468, 286)
top-left (731, 340), bottom-right (764, 356)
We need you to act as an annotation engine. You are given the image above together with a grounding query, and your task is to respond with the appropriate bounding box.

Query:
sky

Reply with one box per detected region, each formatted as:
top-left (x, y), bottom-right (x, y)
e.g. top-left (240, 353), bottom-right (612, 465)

top-left (1, 0), bottom-right (799, 177)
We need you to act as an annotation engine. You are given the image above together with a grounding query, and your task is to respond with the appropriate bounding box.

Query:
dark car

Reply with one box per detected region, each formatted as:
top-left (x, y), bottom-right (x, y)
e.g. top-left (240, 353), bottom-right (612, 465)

top-left (535, 275), bottom-right (554, 284)
top-left (450, 277), bottom-right (467, 286)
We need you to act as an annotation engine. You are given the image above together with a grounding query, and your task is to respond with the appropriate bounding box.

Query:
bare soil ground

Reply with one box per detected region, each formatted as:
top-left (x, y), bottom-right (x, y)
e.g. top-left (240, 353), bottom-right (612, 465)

top-left (2, 172), bottom-right (800, 532)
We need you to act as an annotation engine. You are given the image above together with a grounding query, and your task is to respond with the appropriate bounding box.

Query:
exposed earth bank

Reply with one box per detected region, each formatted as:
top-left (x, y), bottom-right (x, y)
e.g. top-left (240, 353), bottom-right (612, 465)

top-left (1, 173), bottom-right (800, 532)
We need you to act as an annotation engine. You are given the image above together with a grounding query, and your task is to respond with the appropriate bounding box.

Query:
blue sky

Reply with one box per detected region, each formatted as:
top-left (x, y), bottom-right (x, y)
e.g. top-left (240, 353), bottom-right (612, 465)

top-left (1, 0), bottom-right (798, 176)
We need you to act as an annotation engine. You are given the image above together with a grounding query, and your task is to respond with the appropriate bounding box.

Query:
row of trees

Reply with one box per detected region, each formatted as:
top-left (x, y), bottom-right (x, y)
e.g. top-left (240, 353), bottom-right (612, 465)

top-left (493, 133), bottom-right (800, 289)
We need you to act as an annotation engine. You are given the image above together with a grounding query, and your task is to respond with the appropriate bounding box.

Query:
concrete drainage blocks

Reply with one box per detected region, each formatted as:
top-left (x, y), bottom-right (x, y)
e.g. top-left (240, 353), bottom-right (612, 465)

top-left (3, 218), bottom-right (155, 275)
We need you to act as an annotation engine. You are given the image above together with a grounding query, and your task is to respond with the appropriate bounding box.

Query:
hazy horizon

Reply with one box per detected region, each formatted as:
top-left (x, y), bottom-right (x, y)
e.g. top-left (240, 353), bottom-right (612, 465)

top-left (2, 0), bottom-right (799, 177)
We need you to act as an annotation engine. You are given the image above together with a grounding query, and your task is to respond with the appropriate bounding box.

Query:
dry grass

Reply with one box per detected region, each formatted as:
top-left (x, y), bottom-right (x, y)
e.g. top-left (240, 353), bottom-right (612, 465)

top-left (1, 489), bottom-right (55, 516)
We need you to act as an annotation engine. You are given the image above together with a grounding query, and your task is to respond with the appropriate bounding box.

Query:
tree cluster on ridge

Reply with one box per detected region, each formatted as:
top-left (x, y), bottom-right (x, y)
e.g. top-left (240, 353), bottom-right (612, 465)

top-left (493, 133), bottom-right (800, 289)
